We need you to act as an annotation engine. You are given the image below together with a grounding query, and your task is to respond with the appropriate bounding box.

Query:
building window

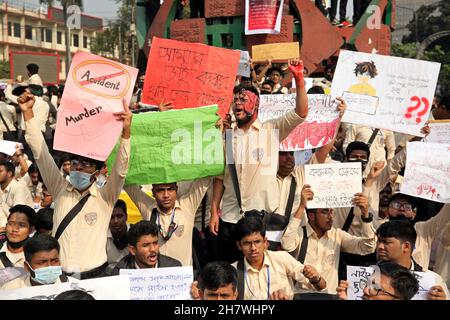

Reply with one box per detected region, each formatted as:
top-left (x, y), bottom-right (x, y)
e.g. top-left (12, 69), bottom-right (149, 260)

top-left (13, 23), bottom-right (21, 38)
top-left (73, 34), bottom-right (79, 47)
top-left (45, 29), bottom-right (52, 43)
top-left (83, 36), bottom-right (88, 48)
top-left (25, 25), bottom-right (33, 40)
top-left (7, 22), bottom-right (12, 36)
top-left (57, 31), bottom-right (62, 44)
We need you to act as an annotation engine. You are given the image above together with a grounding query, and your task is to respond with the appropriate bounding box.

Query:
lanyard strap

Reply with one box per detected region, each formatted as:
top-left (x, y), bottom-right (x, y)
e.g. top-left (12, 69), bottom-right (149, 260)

top-left (157, 208), bottom-right (178, 241)
top-left (245, 265), bottom-right (270, 300)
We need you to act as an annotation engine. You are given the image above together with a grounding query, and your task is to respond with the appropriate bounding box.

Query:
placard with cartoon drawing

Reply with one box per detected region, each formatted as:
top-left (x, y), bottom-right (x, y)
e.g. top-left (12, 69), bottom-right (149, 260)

top-left (331, 50), bottom-right (441, 136)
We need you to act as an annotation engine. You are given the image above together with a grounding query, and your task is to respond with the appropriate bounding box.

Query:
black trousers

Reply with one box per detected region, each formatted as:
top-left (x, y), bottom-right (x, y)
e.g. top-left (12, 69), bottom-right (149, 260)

top-left (330, 0), bottom-right (348, 22)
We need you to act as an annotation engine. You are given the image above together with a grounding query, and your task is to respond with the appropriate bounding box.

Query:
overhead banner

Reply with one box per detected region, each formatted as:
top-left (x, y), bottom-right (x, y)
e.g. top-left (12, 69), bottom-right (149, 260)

top-left (258, 94), bottom-right (340, 151)
top-left (141, 37), bottom-right (240, 119)
top-left (107, 106), bottom-right (224, 185)
top-left (401, 142), bottom-right (450, 203)
top-left (331, 50), bottom-right (441, 137)
top-left (53, 52), bottom-right (138, 161)
top-left (245, 0), bottom-right (284, 35)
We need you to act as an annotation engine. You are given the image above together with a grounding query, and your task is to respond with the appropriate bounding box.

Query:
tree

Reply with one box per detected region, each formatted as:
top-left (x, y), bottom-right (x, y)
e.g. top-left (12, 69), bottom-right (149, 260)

top-left (392, 43), bottom-right (450, 95)
top-left (39, 0), bottom-right (84, 74)
top-left (0, 61), bottom-right (10, 79)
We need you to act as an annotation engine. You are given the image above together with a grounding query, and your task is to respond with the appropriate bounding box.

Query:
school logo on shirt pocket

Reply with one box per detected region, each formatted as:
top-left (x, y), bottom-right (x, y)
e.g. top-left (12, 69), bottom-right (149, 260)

top-left (175, 225), bottom-right (184, 237)
top-left (325, 250), bottom-right (336, 266)
top-left (84, 212), bottom-right (97, 226)
top-left (252, 148), bottom-right (265, 162)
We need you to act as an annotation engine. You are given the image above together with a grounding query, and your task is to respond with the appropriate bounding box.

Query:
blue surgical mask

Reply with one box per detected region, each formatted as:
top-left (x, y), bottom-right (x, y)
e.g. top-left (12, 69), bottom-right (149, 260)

top-left (70, 171), bottom-right (94, 190)
top-left (27, 262), bottom-right (62, 285)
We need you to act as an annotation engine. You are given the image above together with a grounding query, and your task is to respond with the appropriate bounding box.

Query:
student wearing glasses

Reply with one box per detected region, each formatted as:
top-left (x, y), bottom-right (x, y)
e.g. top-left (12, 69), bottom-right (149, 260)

top-left (336, 261), bottom-right (419, 300)
top-left (281, 184), bottom-right (376, 294)
top-left (233, 216), bottom-right (326, 300)
top-left (18, 91), bottom-right (132, 279)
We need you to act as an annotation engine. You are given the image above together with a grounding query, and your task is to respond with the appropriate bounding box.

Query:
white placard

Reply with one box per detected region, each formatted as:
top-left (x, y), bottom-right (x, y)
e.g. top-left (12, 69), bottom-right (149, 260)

top-left (401, 142), bottom-right (450, 203)
top-left (237, 50), bottom-right (251, 77)
top-left (331, 50), bottom-right (441, 136)
top-left (120, 266), bottom-right (193, 300)
top-left (0, 140), bottom-right (23, 156)
top-left (0, 275), bottom-right (131, 300)
top-left (304, 162), bottom-right (362, 208)
top-left (0, 267), bottom-right (27, 286)
top-left (425, 121), bottom-right (450, 145)
top-left (259, 94), bottom-right (340, 151)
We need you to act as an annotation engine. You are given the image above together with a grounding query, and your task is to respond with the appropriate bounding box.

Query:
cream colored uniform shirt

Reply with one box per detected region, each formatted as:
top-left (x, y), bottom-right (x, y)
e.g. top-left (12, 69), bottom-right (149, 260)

top-left (0, 274), bottom-right (76, 291)
top-left (124, 178), bottom-right (211, 266)
top-left (232, 250), bottom-right (313, 300)
top-left (220, 110), bottom-right (305, 224)
top-left (343, 124), bottom-right (396, 162)
top-left (0, 179), bottom-right (34, 228)
top-left (0, 101), bottom-right (17, 137)
top-left (281, 219), bottom-right (376, 293)
top-left (0, 243), bottom-right (25, 268)
top-left (25, 117), bottom-right (130, 273)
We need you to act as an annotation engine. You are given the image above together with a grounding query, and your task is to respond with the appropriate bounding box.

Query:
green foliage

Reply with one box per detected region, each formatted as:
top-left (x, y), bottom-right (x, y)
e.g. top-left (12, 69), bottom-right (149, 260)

top-left (0, 61), bottom-right (10, 79)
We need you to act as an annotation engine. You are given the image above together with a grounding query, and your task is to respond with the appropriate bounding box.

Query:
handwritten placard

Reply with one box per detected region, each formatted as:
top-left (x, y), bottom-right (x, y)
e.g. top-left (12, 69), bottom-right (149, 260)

top-left (170, 18), bottom-right (206, 44)
top-left (401, 142), bottom-right (450, 203)
top-left (205, 0), bottom-right (245, 18)
top-left (245, 0), bottom-right (284, 35)
top-left (0, 140), bottom-right (23, 156)
top-left (252, 42), bottom-right (300, 62)
top-left (304, 162), bottom-right (362, 208)
top-left (331, 50), bottom-right (441, 136)
top-left (425, 120), bottom-right (450, 144)
top-left (141, 37), bottom-right (240, 119)
top-left (0, 275), bottom-right (131, 300)
top-left (258, 94), bottom-right (340, 151)
top-left (120, 266), bottom-right (193, 300)
top-left (238, 50), bottom-right (251, 77)
top-left (53, 51), bottom-right (138, 161)
top-left (347, 265), bottom-right (438, 300)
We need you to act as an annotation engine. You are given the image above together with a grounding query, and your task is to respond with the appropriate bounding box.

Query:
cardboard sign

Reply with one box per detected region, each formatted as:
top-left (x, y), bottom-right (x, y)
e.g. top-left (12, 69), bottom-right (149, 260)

top-left (304, 162), bottom-right (362, 208)
top-left (141, 37), bottom-right (240, 119)
top-left (246, 15), bottom-right (294, 52)
top-left (245, 0), bottom-right (284, 35)
top-left (425, 120), bottom-right (450, 145)
top-left (120, 266), bottom-right (193, 300)
top-left (331, 50), bottom-right (441, 137)
top-left (252, 42), bottom-right (300, 62)
top-left (53, 52), bottom-right (138, 161)
top-left (0, 275), bottom-right (131, 300)
top-left (258, 94), bottom-right (340, 151)
top-left (170, 18), bottom-right (206, 44)
top-left (401, 142), bottom-right (450, 203)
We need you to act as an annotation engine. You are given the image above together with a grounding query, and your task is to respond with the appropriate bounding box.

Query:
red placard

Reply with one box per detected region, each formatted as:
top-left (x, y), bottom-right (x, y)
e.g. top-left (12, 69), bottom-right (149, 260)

top-left (141, 37), bottom-right (240, 118)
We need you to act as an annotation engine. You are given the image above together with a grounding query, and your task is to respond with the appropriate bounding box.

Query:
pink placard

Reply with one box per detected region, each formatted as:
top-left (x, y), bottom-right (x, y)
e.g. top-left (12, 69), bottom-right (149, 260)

top-left (54, 52), bottom-right (138, 161)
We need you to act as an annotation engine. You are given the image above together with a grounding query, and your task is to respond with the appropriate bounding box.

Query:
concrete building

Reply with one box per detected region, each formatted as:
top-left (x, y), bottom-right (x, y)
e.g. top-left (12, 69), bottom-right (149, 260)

top-left (0, 0), bottom-right (103, 81)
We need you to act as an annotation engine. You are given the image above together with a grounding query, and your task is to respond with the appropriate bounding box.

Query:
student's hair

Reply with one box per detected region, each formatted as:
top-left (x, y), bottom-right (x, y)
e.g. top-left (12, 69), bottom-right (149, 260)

top-left (307, 86), bottom-right (325, 94)
top-left (376, 220), bottom-right (417, 247)
top-left (233, 84), bottom-right (260, 98)
top-left (69, 154), bottom-right (104, 171)
top-left (234, 215), bottom-right (265, 242)
top-left (0, 160), bottom-right (15, 175)
top-left (58, 153), bottom-right (72, 168)
top-left (8, 205), bottom-right (37, 227)
top-left (267, 66), bottom-right (284, 78)
top-left (27, 163), bottom-right (39, 175)
top-left (261, 79), bottom-right (275, 90)
top-left (376, 261), bottom-right (419, 300)
top-left (114, 199), bottom-right (128, 216)
top-left (128, 220), bottom-right (159, 247)
top-left (54, 290), bottom-right (95, 300)
top-left (24, 233), bottom-right (60, 262)
top-left (26, 63), bottom-right (39, 75)
top-left (345, 141), bottom-right (371, 159)
top-left (438, 95), bottom-right (450, 111)
top-left (353, 61), bottom-right (378, 78)
top-left (198, 261), bottom-right (237, 292)
top-left (35, 207), bottom-right (54, 232)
